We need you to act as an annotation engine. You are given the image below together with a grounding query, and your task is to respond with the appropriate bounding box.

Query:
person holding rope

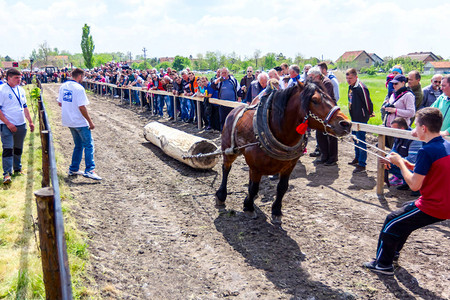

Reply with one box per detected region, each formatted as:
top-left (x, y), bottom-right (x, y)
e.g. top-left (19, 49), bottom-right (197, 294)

top-left (0, 68), bottom-right (35, 184)
top-left (363, 107), bottom-right (450, 276)
top-left (58, 68), bottom-right (102, 181)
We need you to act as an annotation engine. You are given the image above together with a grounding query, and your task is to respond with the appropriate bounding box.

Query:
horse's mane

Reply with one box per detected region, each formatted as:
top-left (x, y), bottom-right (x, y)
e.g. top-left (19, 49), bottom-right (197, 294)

top-left (271, 80), bottom-right (323, 128)
top-left (271, 84), bottom-right (299, 127)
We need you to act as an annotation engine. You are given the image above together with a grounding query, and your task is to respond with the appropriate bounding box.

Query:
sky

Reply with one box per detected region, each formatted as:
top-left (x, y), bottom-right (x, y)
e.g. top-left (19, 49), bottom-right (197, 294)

top-left (1, 0), bottom-right (449, 62)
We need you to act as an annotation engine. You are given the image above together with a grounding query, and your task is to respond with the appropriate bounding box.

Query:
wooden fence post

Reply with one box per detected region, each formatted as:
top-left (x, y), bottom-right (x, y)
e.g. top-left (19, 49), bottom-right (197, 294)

top-left (39, 107), bottom-right (50, 187)
top-left (35, 187), bottom-right (64, 300)
top-left (197, 99), bottom-right (202, 130)
top-left (377, 134), bottom-right (386, 196)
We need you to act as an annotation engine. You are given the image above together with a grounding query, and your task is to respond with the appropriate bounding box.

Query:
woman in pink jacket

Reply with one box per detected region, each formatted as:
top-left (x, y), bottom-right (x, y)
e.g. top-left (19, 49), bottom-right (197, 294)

top-left (383, 74), bottom-right (416, 147)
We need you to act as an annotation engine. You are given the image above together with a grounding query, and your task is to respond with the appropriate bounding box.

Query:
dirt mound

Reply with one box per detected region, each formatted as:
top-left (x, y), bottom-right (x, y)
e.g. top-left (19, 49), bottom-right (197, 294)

top-left (45, 84), bottom-right (449, 299)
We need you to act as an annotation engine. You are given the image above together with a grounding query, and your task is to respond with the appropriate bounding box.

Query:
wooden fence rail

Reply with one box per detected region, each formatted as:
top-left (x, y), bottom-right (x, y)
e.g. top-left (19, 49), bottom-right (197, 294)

top-left (82, 80), bottom-right (449, 197)
top-left (36, 95), bottom-right (72, 300)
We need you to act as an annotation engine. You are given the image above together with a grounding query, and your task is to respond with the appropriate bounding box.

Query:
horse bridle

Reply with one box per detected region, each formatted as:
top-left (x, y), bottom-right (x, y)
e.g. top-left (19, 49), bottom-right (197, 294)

top-left (307, 105), bottom-right (341, 135)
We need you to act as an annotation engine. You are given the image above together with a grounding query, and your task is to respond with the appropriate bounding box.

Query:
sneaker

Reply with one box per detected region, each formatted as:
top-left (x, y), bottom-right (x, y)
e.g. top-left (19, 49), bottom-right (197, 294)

top-left (268, 174), bottom-right (279, 181)
top-left (324, 160), bottom-right (337, 166)
top-left (68, 170), bottom-right (84, 176)
top-left (389, 178), bottom-right (403, 186)
top-left (309, 149), bottom-right (321, 157)
top-left (3, 175), bottom-right (12, 184)
top-left (83, 171), bottom-right (102, 180)
top-left (13, 170), bottom-right (25, 176)
top-left (353, 165), bottom-right (366, 173)
top-left (410, 190), bottom-right (421, 197)
top-left (348, 158), bottom-right (358, 166)
top-left (363, 260), bottom-right (394, 276)
top-left (396, 183), bottom-right (410, 191)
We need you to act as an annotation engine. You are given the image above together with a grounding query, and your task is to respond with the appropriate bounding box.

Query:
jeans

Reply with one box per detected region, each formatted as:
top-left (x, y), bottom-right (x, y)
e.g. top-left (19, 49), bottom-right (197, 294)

top-left (353, 130), bottom-right (367, 167)
top-left (180, 97), bottom-right (190, 120)
top-left (69, 126), bottom-right (95, 173)
top-left (165, 96), bottom-right (174, 118)
top-left (156, 95), bottom-right (165, 116)
top-left (1, 124), bottom-right (27, 176)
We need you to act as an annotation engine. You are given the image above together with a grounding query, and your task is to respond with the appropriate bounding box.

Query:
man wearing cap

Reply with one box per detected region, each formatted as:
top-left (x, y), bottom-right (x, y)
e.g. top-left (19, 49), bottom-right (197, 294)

top-left (431, 75), bottom-right (450, 137)
top-left (0, 68), bottom-right (35, 184)
top-left (420, 74), bottom-right (443, 109)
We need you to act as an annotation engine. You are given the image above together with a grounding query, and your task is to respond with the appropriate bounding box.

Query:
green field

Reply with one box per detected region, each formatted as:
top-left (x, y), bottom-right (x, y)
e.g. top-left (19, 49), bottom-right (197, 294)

top-left (229, 71), bottom-right (432, 126)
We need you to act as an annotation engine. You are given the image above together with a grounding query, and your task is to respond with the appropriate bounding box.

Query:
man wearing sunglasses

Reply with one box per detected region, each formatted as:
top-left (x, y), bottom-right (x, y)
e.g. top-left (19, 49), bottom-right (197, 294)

top-left (431, 75), bottom-right (450, 138)
top-left (239, 66), bottom-right (255, 101)
top-left (420, 74), bottom-right (443, 109)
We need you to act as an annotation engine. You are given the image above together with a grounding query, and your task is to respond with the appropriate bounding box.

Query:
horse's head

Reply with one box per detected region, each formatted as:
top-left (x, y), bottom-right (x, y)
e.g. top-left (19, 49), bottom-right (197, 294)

top-left (299, 81), bottom-right (351, 137)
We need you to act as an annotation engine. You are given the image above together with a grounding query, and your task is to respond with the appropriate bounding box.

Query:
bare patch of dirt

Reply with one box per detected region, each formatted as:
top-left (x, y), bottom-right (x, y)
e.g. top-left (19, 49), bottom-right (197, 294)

top-left (45, 84), bottom-right (449, 299)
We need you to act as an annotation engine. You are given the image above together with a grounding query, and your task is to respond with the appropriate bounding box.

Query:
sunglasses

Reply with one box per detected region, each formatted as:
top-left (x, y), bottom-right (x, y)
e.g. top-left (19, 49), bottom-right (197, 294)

top-left (393, 82), bottom-right (399, 85)
top-left (247, 70), bottom-right (253, 72)
top-left (434, 81), bottom-right (441, 83)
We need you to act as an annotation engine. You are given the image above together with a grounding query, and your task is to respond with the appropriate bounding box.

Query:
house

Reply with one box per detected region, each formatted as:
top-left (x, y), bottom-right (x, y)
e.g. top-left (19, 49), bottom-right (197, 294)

top-left (369, 53), bottom-right (384, 65)
top-left (1, 61), bottom-right (14, 69)
top-left (400, 52), bottom-right (440, 63)
top-left (423, 61), bottom-right (450, 74)
top-left (336, 50), bottom-right (374, 71)
top-left (159, 57), bottom-right (174, 63)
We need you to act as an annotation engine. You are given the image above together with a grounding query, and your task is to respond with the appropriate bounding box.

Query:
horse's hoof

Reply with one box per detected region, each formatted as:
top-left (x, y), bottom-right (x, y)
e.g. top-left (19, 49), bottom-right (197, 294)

top-left (215, 196), bottom-right (226, 207)
top-left (271, 215), bottom-right (282, 224)
top-left (244, 210), bottom-right (257, 219)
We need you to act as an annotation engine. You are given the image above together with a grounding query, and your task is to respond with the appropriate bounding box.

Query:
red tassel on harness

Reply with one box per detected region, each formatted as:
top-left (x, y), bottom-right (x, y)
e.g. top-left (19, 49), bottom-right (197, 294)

top-left (296, 120), bottom-right (309, 135)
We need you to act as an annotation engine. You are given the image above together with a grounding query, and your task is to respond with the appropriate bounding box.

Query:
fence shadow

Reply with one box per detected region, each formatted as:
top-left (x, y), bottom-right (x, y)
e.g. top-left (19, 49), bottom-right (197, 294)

top-left (214, 206), bottom-right (354, 299)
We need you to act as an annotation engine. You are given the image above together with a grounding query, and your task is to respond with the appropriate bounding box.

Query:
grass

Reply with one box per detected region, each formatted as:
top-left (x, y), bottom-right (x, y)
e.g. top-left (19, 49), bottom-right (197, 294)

top-left (0, 85), bottom-right (97, 299)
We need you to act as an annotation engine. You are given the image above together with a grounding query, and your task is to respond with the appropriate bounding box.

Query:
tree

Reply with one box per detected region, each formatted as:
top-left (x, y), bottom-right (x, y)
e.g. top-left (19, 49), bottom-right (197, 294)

top-left (81, 24), bottom-right (95, 69)
top-left (205, 51), bottom-right (219, 71)
top-left (4, 55), bottom-right (13, 62)
top-left (172, 55), bottom-right (190, 71)
top-left (38, 41), bottom-right (51, 64)
top-left (263, 52), bottom-right (277, 70)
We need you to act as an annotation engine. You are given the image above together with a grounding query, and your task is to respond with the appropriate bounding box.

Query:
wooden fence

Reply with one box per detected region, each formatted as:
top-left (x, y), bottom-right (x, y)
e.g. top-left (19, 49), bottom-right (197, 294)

top-left (82, 80), bottom-right (449, 197)
top-left (36, 94), bottom-right (72, 299)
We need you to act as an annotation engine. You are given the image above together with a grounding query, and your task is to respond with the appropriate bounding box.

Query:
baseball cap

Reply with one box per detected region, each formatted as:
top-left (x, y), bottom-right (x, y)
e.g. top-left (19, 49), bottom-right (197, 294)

top-left (390, 74), bottom-right (407, 84)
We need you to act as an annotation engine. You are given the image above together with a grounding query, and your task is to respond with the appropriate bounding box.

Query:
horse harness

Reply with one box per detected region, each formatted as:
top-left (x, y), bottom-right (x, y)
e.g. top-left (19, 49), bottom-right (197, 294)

top-left (224, 85), bottom-right (342, 161)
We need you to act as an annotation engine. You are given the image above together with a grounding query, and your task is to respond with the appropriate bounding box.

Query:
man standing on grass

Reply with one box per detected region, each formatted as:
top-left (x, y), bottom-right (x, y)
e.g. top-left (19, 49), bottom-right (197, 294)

top-left (363, 107), bottom-right (450, 276)
top-left (346, 68), bottom-right (373, 173)
top-left (0, 68), bottom-right (35, 184)
top-left (57, 68), bottom-right (102, 180)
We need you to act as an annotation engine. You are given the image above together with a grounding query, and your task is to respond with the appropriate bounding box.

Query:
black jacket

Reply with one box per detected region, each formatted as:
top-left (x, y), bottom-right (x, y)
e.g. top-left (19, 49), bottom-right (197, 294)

top-left (348, 80), bottom-right (373, 123)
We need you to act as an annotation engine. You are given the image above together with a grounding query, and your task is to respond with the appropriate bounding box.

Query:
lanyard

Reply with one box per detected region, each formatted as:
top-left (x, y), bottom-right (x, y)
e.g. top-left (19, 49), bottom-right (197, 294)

top-left (7, 84), bottom-right (22, 108)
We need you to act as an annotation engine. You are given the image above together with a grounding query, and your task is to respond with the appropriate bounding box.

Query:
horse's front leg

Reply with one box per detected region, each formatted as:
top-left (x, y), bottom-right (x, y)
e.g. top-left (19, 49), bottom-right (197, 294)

top-left (215, 155), bottom-right (236, 207)
top-left (272, 164), bottom-right (296, 224)
top-left (243, 170), bottom-right (261, 218)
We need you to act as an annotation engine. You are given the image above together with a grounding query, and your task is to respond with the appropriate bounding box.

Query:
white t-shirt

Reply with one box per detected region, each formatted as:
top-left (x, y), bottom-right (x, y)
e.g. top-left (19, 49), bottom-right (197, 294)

top-left (0, 83), bottom-right (27, 126)
top-left (57, 80), bottom-right (90, 128)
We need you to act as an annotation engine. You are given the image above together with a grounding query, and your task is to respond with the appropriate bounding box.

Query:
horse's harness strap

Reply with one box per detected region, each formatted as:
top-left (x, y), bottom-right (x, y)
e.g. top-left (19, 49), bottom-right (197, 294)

top-left (253, 89), bottom-right (306, 161)
top-left (223, 104), bottom-right (256, 155)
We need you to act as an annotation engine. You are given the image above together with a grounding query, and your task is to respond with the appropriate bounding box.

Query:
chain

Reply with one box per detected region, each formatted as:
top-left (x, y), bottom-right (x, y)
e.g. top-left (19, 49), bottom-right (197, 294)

top-left (182, 142), bottom-right (260, 159)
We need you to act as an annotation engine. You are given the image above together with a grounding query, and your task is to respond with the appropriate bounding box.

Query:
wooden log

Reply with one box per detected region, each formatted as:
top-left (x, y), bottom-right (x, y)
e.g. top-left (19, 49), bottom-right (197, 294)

top-left (143, 121), bottom-right (219, 169)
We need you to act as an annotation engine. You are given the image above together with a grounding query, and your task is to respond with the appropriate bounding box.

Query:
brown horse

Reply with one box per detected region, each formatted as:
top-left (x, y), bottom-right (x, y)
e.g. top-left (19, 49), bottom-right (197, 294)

top-left (215, 81), bottom-right (351, 223)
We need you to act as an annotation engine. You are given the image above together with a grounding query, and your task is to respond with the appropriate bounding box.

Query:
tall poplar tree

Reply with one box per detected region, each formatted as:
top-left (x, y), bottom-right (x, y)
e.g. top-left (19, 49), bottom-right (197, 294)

top-left (81, 24), bottom-right (95, 69)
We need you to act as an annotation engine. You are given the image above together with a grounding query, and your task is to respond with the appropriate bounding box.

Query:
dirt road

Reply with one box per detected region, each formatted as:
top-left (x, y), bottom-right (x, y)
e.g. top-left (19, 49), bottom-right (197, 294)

top-left (45, 83), bottom-right (449, 299)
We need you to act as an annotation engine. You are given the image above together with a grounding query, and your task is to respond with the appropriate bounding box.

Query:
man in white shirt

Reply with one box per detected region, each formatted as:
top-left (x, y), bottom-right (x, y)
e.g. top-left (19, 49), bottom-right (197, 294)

top-left (0, 68), bottom-right (35, 184)
top-left (58, 68), bottom-right (101, 180)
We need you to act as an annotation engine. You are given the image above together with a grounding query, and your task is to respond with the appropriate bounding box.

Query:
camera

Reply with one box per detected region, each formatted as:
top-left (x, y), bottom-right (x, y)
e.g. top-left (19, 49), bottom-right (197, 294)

top-left (381, 102), bottom-right (395, 115)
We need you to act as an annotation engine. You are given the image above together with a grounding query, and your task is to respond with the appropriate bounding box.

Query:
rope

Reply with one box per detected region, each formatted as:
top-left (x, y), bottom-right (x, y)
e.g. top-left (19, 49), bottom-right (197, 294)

top-left (182, 142), bottom-right (260, 159)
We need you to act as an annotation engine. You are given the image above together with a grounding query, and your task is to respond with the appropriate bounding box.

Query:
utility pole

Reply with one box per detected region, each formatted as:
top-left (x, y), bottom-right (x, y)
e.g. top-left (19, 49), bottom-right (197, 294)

top-left (128, 51), bottom-right (132, 65)
top-left (142, 47), bottom-right (147, 70)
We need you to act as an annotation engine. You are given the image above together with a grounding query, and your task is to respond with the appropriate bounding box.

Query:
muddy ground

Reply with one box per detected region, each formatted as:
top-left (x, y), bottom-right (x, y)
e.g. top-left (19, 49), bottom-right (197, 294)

top-left (44, 83), bottom-right (449, 300)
